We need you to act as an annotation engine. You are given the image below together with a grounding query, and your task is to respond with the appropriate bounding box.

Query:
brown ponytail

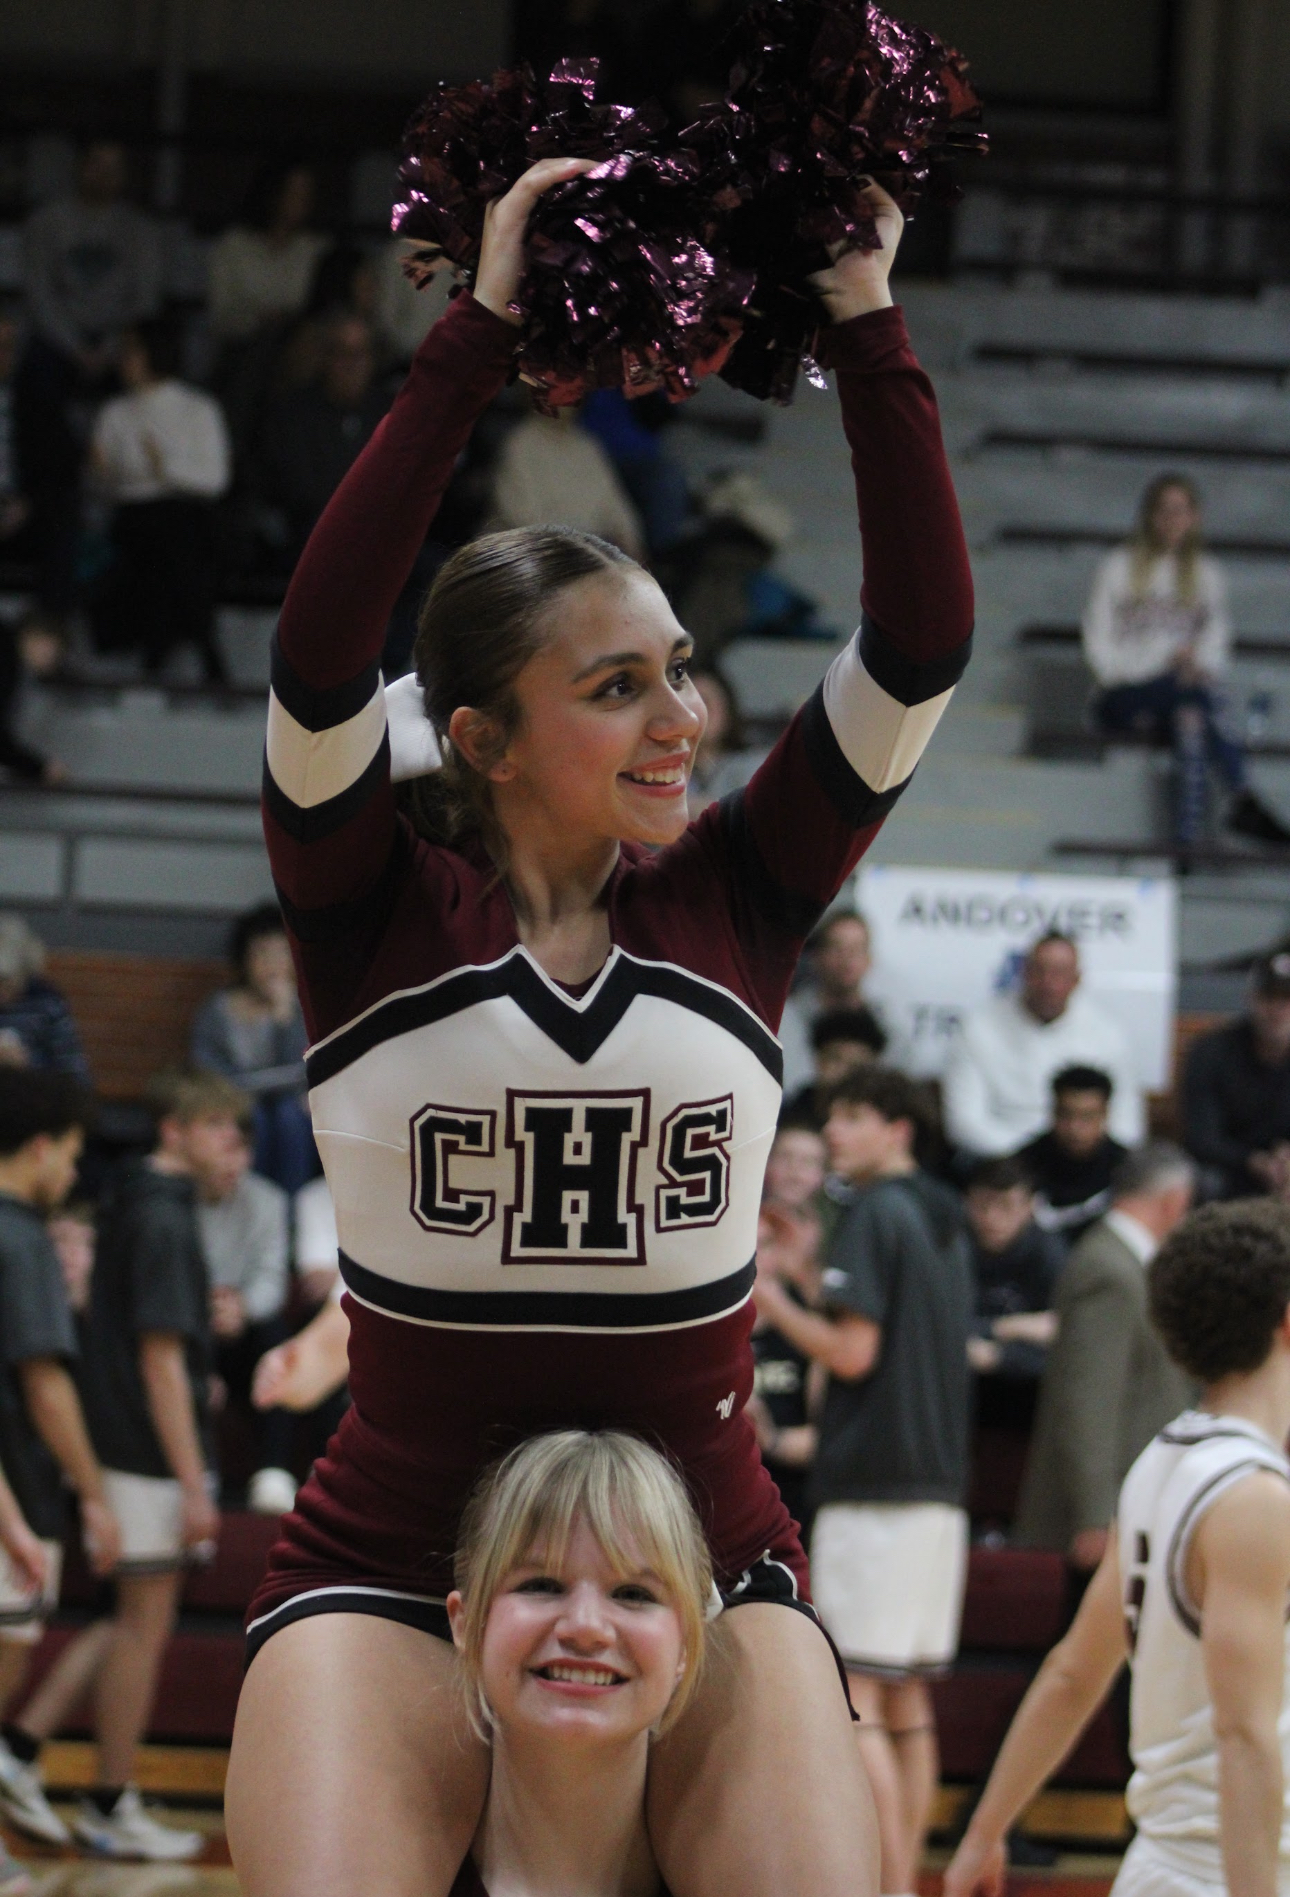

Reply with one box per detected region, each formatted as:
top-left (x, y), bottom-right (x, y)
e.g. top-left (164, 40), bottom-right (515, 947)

top-left (408, 526), bottom-right (638, 863)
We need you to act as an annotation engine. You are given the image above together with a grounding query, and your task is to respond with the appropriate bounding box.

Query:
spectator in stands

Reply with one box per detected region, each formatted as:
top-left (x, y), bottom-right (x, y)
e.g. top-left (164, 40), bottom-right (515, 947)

top-left (754, 1066), bottom-right (972, 1896)
top-left (1083, 472), bottom-right (1290, 848)
top-left (1014, 1142), bottom-right (1195, 1572)
top-left (943, 931), bottom-right (1143, 1159)
top-left (1183, 949), bottom-right (1290, 1199)
top-left (48, 1201), bottom-right (95, 1317)
top-left (0, 307), bottom-right (32, 559)
top-left (0, 1071), bottom-right (119, 1851)
top-left (195, 1113), bottom-right (295, 1516)
top-left (783, 1005), bottom-right (888, 1129)
top-left (579, 388), bottom-right (691, 558)
top-left (780, 909), bottom-right (880, 1096)
top-left (209, 160), bottom-right (325, 348)
top-left (963, 1157), bottom-right (1063, 1382)
top-left (749, 1199), bottom-right (821, 1540)
top-left (74, 1070), bottom-right (223, 1862)
top-left (0, 613), bottom-right (66, 787)
top-left (18, 140), bottom-right (161, 632)
top-left (90, 316), bottom-right (231, 684)
top-left (253, 311), bottom-right (391, 563)
top-left (0, 917), bottom-right (89, 1080)
top-left (488, 400), bottom-right (645, 559)
top-left (763, 1117), bottom-right (827, 1214)
top-left (686, 667), bottom-right (760, 815)
top-left (1015, 1064), bottom-right (1128, 1243)
top-left (191, 903), bottom-right (314, 1194)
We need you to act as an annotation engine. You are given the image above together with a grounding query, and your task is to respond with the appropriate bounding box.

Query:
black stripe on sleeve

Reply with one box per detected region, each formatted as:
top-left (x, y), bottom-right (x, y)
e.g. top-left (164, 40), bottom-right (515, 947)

top-left (262, 731), bottom-right (392, 843)
top-left (719, 792), bottom-right (832, 940)
top-left (800, 685), bottom-right (908, 829)
top-left (856, 611), bottom-right (973, 708)
top-left (270, 634), bottom-right (382, 733)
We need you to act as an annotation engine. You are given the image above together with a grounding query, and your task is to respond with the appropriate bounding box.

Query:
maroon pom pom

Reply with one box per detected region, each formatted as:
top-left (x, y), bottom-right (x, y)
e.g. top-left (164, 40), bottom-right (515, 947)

top-left (393, 4), bottom-right (984, 407)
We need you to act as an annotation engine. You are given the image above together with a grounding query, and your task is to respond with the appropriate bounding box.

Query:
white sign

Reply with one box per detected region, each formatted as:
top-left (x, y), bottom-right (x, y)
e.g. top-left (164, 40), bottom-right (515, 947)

top-left (857, 866), bottom-right (1178, 1090)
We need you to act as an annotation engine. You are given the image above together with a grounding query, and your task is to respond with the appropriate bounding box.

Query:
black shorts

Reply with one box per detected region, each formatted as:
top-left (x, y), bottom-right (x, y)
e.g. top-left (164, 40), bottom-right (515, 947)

top-left (245, 1552), bottom-right (855, 1715)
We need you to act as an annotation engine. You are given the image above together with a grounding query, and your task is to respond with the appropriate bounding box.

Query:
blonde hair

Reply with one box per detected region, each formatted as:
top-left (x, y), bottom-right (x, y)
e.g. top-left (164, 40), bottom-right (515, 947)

top-left (1128, 472), bottom-right (1203, 606)
top-left (146, 1069), bottom-right (251, 1131)
top-left (453, 1430), bottom-right (711, 1739)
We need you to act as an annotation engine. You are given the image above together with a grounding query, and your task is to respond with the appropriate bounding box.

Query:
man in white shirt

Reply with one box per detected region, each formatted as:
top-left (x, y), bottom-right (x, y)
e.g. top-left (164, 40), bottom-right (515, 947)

top-left (781, 909), bottom-right (882, 1096)
top-left (91, 317), bottom-right (231, 682)
top-left (943, 931), bottom-right (1143, 1159)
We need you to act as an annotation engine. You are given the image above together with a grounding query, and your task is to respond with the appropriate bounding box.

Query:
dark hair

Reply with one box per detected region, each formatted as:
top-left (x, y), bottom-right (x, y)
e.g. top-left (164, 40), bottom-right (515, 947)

top-left (828, 1064), bottom-right (933, 1138)
top-left (811, 1006), bottom-right (887, 1057)
top-left (128, 315), bottom-right (183, 381)
top-left (1052, 1064), bottom-right (1113, 1102)
top-left (409, 527), bottom-right (638, 859)
top-left (774, 1110), bottom-right (825, 1138)
top-left (228, 902), bottom-right (287, 981)
top-left (240, 156), bottom-right (315, 233)
top-left (306, 243), bottom-right (370, 319)
top-left (965, 1156), bottom-right (1034, 1195)
top-left (0, 1070), bottom-right (93, 1158)
top-left (1149, 1200), bottom-right (1290, 1382)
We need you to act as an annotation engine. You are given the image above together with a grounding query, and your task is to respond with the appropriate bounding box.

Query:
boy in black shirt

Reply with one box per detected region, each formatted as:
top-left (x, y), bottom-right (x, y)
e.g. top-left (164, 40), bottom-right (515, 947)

top-left (754, 1066), bottom-right (973, 1897)
top-left (0, 1068), bottom-right (118, 1849)
top-left (964, 1156), bottom-right (1065, 1382)
top-left (1015, 1066), bottom-right (1127, 1243)
top-left (73, 1071), bottom-right (235, 1862)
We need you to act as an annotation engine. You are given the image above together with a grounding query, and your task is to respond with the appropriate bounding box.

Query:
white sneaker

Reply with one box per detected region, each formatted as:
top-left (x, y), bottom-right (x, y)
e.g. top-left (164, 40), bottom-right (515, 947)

top-left (72, 1787), bottom-right (203, 1861)
top-left (0, 1734), bottom-right (69, 1844)
top-left (248, 1466), bottom-right (297, 1514)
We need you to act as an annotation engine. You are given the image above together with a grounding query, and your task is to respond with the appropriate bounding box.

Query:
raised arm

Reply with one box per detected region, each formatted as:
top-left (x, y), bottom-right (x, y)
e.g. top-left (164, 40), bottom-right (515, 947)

top-left (264, 159), bottom-right (594, 1035)
top-left (722, 188), bottom-right (974, 1014)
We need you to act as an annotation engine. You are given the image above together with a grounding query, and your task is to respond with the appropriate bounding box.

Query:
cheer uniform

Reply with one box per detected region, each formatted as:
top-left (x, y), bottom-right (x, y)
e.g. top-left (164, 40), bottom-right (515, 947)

top-left (1116, 1410), bottom-right (1290, 1897)
top-left (246, 287), bottom-right (973, 1657)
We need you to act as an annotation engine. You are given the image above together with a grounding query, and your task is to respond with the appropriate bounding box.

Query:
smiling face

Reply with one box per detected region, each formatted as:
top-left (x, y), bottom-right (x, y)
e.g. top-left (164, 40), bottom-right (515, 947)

top-left (456, 1513), bottom-right (686, 1749)
top-left (463, 570), bottom-right (706, 853)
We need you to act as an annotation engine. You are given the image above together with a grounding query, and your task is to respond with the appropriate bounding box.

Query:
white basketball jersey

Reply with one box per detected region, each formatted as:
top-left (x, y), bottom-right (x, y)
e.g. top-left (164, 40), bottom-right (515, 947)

top-left (1119, 1410), bottom-right (1290, 1878)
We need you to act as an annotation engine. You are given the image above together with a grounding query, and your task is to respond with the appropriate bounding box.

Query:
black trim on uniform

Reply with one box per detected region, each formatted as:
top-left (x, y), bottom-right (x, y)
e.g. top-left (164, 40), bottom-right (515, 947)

top-left (719, 792), bottom-right (831, 940)
top-left (245, 1587), bottom-right (451, 1667)
top-left (262, 732), bottom-right (392, 842)
top-left (338, 1250), bottom-right (757, 1331)
top-left (306, 949), bottom-right (783, 1089)
top-left (800, 684), bottom-right (907, 830)
top-left (270, 635), bottom-right (382, 733)
top-left (856, 611), bottom-right (973, 708)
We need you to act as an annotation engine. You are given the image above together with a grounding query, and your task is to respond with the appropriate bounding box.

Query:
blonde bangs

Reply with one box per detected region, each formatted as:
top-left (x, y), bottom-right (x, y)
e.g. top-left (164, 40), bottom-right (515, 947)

top-left (454, 1431), bottom-right (712, 1736)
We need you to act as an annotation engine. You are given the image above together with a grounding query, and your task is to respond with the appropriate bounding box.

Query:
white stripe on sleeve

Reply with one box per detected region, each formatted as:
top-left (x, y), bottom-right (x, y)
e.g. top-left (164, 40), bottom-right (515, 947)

top-left (821, 639), bottom-right (955, 793)
top-left (265, 684), bottom-right (387, 809)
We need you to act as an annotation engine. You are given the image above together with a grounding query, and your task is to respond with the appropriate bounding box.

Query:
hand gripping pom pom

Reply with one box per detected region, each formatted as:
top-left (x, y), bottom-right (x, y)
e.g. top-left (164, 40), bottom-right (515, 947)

top-left (393, 4), bottom-right (984, 407)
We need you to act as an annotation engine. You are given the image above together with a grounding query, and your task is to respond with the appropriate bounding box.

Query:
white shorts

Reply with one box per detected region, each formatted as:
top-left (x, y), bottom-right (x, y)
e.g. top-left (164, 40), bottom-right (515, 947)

top-left (0, 1540), bottom-right (62, 1645)
top-left (102, 1470), bottom-right (191, 1573)
top-left (810, 1501), bottom-right (968, 1677)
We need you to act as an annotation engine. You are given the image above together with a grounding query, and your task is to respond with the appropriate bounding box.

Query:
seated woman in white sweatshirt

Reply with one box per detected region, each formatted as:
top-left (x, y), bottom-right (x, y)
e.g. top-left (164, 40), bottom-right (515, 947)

top-left (1081, 472), bottom-right (1290, 848)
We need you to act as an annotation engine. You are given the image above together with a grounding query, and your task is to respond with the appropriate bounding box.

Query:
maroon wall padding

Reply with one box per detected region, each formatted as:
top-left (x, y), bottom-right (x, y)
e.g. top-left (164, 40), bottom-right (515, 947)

top-left (935, 1667), bottom-right (1130, 1788)
top-left (22, 1627), bottom-right (244, 1743)
top-left (958, 1548), bottom-right (1069, 1653)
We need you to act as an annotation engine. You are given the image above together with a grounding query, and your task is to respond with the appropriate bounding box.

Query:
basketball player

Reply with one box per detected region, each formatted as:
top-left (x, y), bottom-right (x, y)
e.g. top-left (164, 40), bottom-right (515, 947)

top-left (945, 1199), bottom-right (1290, 1897)
top-left (228, 152), bottom-right (972, 1897)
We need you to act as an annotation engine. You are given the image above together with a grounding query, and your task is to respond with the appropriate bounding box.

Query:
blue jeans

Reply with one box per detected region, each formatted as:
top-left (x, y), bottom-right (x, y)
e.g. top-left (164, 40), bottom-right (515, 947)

top-left (1096, 673), bottom-right (1245, 843)
top-left (252, 1093), bottom-right (319, 1195)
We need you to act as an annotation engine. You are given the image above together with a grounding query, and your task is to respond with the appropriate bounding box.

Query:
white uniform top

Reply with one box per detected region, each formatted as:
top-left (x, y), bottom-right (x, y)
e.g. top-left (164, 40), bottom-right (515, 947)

top-left (1119, 1410), bottom-right (1290, 1880)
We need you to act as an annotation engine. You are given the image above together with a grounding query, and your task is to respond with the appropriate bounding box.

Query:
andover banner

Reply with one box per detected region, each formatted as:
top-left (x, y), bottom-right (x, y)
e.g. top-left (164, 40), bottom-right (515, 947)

top-left (857, 866), bottom-right (1178, 1090)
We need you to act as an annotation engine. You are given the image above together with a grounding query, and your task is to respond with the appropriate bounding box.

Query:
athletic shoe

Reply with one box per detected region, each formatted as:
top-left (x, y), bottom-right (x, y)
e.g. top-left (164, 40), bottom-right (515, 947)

top-left (72, 1787), bottom-right (203, 1861)
top-left (0, 1734), bottom-right (70, 1845)
top-left (248, 1466), bottom-right (297, 1514)
top-left (1227, 789), bottom-right (1290, 846)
